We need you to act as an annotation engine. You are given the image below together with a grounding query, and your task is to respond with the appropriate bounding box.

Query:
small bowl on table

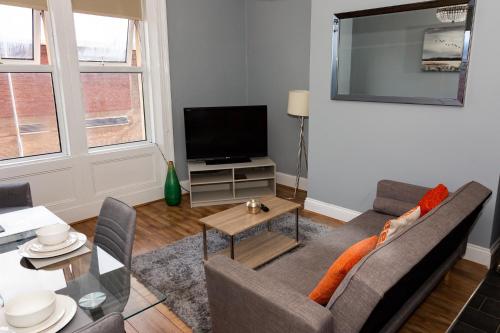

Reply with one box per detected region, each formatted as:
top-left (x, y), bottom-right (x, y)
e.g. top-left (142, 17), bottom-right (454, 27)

top-left (4, 290), bottom-right (56, 328)
top-left (36, 224), bottom-right (70, 246)
top-left (246, 199), bottom-right (261, 214)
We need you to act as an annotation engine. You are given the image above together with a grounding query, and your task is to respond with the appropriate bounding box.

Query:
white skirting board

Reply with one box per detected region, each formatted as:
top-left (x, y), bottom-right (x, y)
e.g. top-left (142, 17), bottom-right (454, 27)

top-left (463, 243), bottom-right (491, 268)
top-left (276, 172), bottom-right (308, 191)
top-left (304, 197), bottom-right (361, 222)
top-left (304, 196), bottom-right (493, 268)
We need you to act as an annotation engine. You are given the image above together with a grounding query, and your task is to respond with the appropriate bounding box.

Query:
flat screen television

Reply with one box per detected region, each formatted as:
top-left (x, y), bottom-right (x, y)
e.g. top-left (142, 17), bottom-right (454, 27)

top-left (184, 105), bottom-right (267, 164)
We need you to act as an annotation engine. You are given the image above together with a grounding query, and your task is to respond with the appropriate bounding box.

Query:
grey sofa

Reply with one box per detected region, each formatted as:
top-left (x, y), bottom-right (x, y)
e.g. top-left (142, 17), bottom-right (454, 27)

top-left (0, 182), bottom-right (33, 214)
top-left (205, 180), bottom-right (491, 333)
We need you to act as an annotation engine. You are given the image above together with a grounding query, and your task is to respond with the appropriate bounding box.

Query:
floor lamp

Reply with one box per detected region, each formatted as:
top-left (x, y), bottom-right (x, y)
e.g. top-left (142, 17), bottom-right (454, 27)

top-left (287, 90), bottom-right (309, 198)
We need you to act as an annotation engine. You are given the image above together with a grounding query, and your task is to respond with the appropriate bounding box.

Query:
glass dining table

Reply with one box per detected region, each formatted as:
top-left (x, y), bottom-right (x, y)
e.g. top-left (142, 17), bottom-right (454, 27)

top-left (0, 208), bottom-right (165, 332)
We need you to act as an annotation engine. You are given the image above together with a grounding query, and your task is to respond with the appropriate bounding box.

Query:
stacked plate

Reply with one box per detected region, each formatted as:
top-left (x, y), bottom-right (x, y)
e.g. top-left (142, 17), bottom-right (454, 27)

top-left (18, 224), bottom-right (86, 259)
top-left (0, 291), bottom-right (77, 333)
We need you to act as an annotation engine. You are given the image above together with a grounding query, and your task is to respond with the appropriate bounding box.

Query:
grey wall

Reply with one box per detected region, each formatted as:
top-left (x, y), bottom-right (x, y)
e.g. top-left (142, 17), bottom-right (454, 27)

top-left (167, 0), bottom-right (248, 180)
top-left (166, 0), bottom-right (311, 180)
top-left (245, 0), bottom-right (312, 176)
top-left (309, 0), bottom-right (500, 248)
top-left (348, 9), bottom-right (461, 98)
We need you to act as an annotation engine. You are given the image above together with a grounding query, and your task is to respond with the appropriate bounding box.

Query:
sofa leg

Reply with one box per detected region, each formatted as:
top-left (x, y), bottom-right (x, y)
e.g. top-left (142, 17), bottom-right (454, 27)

top-left (444, 271), bottom-right (451, 284)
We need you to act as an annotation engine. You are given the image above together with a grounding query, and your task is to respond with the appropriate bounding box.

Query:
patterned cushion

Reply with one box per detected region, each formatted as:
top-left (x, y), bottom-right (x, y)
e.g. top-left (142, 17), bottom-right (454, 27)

top-left (377, 206), bottom-right (421, 246)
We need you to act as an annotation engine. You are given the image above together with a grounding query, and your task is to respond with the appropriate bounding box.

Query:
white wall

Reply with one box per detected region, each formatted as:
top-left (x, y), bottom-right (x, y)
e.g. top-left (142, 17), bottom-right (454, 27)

top-left (0, 146), bottom-right (165, 223)
top-left (308, 0), bottom-right (500, 248)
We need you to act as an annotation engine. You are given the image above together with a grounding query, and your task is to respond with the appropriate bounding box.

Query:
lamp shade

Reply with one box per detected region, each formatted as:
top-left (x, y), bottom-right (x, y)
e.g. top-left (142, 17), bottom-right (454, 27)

top-left (287, 90), bottom-right (309, 117)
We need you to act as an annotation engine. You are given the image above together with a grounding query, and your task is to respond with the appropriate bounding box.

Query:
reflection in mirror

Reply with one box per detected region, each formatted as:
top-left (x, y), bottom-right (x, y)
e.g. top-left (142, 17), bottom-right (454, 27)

top-left (332, 0), bottom-right (475, 106)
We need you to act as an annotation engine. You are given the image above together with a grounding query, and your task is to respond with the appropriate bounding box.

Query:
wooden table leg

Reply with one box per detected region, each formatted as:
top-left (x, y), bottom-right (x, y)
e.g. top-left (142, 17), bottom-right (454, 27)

top-left (203, 224), bottom-right (208, 260)
top-left (230, 236), bottom-right (235, 259)
top-left (295, 208), bottom-right (299, 242)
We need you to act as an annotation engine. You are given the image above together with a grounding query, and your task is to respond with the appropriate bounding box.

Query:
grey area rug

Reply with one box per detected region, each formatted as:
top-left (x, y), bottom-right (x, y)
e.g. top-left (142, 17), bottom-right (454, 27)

top-left (131, 213), bottom-right (335, 332)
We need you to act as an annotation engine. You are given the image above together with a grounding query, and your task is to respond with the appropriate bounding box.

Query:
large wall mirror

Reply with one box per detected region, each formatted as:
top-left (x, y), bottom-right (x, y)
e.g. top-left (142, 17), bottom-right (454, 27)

top-left (331, 0), bottom-right (475, 106)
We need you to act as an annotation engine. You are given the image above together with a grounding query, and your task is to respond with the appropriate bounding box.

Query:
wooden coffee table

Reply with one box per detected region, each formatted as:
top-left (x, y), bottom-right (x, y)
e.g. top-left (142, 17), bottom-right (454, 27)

top-left (199, 196), bottom-right (301, 269)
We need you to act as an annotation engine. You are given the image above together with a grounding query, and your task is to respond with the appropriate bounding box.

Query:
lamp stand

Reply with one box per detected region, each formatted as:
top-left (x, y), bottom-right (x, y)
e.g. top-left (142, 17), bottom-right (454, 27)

top-left (292, 116), bottom-right (308, 198)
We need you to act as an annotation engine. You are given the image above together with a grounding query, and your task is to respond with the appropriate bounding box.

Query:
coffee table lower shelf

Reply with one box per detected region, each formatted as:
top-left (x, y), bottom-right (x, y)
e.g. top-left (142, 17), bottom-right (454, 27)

top-left (211, 231), bottom-right (300, 269)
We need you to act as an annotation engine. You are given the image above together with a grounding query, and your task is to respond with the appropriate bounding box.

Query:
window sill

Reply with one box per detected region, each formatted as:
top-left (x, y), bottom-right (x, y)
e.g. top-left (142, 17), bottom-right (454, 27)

top-left (88, 141), bottom-right (155, 156)
top-left (0, 152), bottom-right (70, 169)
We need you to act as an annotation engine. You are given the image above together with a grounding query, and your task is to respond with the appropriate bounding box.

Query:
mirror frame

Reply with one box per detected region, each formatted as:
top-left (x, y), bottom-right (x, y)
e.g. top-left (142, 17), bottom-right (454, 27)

top-left (331, 0), bottom-right (476, 106)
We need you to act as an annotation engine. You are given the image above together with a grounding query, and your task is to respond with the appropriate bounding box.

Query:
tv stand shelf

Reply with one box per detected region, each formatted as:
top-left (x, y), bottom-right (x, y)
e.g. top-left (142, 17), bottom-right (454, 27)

top-left (188, 157), bottom-right (276, 207)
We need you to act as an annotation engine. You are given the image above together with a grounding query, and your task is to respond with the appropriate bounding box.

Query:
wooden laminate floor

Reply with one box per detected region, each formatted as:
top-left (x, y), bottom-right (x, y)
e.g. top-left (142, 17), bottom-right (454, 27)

top-left (73, 185), bottom-right (487, 333)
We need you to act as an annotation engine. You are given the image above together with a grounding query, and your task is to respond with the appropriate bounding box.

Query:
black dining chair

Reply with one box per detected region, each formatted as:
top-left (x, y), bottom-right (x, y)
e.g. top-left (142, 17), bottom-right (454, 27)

top-left (93, 197), bottom-right (137, 269)
top-left (74, 312), bottom-right (125, 333)
top-left (0, 182), bottom-right (33, 214)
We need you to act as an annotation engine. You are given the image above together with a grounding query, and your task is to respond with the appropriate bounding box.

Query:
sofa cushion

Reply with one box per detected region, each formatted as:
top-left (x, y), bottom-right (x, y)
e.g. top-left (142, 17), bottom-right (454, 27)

top-left (326, 182), bottom-right (491, 333)
top-left (309, 235), bottom-right (378, 305)
top-left (376, 206), bottom-right (420, 246)
top-left (418, 184), bottom-right (449, 216)
top-left (259, 210), bottom-right (392, 295)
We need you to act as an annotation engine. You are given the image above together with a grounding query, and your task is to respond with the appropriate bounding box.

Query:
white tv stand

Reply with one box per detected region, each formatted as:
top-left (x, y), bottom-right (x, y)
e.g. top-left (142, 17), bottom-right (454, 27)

top-left (188, 157), bottom-right (276, 207)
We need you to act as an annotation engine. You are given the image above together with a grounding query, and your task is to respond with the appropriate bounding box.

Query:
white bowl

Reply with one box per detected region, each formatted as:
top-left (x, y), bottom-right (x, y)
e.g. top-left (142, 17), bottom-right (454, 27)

top-left (4, 290), bottom-right (56, 328)
top-left (36, 224), bottom-right (70, 246)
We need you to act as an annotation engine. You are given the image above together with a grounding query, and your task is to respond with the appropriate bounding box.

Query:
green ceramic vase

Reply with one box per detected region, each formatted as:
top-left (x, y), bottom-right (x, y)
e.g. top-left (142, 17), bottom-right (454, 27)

top-left (165, 161), bottom-right (181, 206)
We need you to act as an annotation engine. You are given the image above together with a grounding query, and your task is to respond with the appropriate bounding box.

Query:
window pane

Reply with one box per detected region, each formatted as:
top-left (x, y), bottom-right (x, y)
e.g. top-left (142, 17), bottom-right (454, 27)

top-left (81, 73), bottom-right (145, 148)
top-left (74, 13), bottom-right (129, 62)
top-left (0, 5), bottom-right (33, 60)
top-left (0, 73), bottom-right (61, 161)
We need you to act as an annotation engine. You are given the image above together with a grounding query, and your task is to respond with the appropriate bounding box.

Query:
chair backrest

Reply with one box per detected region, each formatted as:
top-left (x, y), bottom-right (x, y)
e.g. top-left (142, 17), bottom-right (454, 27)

top-left (0, 182), bottom-right (33, 209)
top-left (94, 197), bottom-right (136, 269)
top-left (74, 313), bottom-right (125, 333)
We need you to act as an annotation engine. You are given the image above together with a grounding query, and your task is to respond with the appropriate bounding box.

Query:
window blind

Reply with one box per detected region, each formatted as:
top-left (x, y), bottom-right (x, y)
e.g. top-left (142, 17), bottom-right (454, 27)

top-left (72, 0), bottom-right (142, 20)
top-left (0, 0), bottom-right (46, 11)
top-left (0, 0), bottom-right (142, 20)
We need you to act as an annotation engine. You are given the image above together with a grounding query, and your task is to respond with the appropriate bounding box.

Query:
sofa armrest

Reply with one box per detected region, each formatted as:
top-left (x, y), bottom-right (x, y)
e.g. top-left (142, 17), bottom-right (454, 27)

top-left (373, 180), bottom-right (431, 216)
top-left (205, 255), bottom-right (334, 333)
top-left (0, 182), bottom-right (32, 209)
top-left (376, 180), bottom-right (429, 205)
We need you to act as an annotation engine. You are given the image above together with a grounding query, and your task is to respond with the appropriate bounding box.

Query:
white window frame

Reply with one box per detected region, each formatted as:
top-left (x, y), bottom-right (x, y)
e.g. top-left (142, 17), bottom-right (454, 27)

top-left (76, 17), bottom-right (133, 67)
top-left (0, 8), bottom-right (41, 65)
top-left (0, 0), bottom-right (174, 166)
top-left (0, 8), bottom-right (68, 164)
top-left (78, 18), bottom-right (151, 152)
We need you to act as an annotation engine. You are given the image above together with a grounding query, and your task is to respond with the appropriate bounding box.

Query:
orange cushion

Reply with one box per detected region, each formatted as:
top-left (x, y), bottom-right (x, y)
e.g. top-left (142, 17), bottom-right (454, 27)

top-left (418, 184), bottom-right (449, 216)
top-left (376, 206), bottom-right (421, 246)
top-left (309, 235), bottom-right (378, 305)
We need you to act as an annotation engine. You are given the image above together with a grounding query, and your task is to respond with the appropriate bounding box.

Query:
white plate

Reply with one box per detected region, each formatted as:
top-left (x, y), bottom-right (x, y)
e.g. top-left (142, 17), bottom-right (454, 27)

top-left (27, 233), bottom-right (78, 253)
top-left (0, 295), bottom-right (75, 333)
top-left (18, 233), bottom-right (87, 259)
top-left (40, 296), bottom-right (76, 333)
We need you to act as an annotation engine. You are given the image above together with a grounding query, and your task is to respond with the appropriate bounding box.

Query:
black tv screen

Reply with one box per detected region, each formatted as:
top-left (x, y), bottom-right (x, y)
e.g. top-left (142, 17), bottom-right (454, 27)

top-left (184, 106), bottom-right (268, 160)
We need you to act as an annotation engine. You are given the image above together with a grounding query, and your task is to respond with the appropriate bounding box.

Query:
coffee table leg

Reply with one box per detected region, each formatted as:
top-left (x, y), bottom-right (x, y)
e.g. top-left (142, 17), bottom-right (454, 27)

top-left (267, 221), bottom-right (271, 232)
top-left (230, 236), bottom-right (235, 259)
top-left (203, 224), bottom-right (208, 260)
top-left (295, 208), bottom-right (299, 242)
